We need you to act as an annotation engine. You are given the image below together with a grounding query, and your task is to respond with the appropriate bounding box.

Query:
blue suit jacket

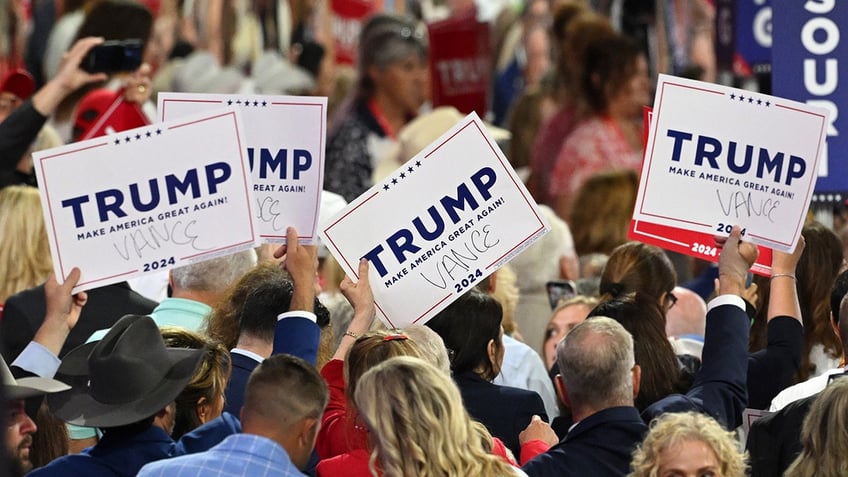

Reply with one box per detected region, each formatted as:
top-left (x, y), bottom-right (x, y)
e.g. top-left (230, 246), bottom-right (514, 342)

top-left (454, 371), bottom-right (547, 459)
top-left (224, 315), bottom-right (319, 416)
top-left (522, 301), bottom-right (751, 477)
top-left (643, 302), bottom-right (749, 429)
top-left (522, 407), bottom-right (647, 477)
top-left (223, 352), bottom-right (260, 416)
top-left (28, 413), bottom-right (241, 477)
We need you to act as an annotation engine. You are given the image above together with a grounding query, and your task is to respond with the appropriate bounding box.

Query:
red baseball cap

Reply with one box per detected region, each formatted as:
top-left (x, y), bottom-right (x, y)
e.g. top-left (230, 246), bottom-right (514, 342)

top-left (73, 88), bottom-right (150, 141)
top-left (0, 69), bottom-right (35, 100)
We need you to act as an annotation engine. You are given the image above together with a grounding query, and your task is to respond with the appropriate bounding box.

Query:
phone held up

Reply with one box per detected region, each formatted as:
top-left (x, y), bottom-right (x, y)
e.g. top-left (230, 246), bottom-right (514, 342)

top-left (81, 39), bottom-right (144, 74)
top-left (546, 280), bottom-right (577, 310)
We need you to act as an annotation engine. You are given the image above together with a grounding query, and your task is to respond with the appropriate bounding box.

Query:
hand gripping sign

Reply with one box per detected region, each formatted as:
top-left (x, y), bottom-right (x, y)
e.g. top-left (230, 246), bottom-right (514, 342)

top-left (34, 108), bottom-right (259, 293)
top-left (320, 112), bottom-right (549, 328)
top-left (159, 93), bottom-right (326, 244)
top-left (632, 74), bottom-right (828, 264)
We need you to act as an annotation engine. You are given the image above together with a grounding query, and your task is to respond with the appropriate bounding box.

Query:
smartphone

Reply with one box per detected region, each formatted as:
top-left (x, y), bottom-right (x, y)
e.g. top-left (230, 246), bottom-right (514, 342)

top-left (82, 39), bottom-right (144, 74)
top-left (546, 280), bottom-right (577, 310)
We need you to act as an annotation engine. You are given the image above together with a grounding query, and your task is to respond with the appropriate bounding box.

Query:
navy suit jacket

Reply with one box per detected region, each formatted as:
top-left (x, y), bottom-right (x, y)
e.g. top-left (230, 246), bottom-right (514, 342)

top-left (224, 315), bottom-right (319, 416)
top-left (223, 352), bottom-right (260, 416)
top-left (643, 302), bottom-right (749, 429)
top-left (454, 371), bottom-right (547, 458)
top-left (523, 301), bottom-right (751, 477)
top-left (522, 407), bottom-right (647, 477)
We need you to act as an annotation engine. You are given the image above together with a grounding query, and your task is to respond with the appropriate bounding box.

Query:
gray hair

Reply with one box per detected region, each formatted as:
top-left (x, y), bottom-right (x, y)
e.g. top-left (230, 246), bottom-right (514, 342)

top-left (171, 249), bottom-right (257, 293)
top-left (357, 13), bottom-right (428, 97)
top-left (557, 316), bottom-right (635, 408)
top-left (402, 324), bottom-right (451, 375)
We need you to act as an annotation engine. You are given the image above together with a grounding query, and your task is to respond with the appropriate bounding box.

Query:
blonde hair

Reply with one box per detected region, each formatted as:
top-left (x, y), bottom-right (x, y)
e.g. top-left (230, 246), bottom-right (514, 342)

top-left (160, 327), bottom-right (232, 439)
top-left (0, 186), bottom-right (53, 303)
top-left (629, 412), bottom-right (747, 477)
top-left (355, 356), bottom-right (517, 477)
top-left (785, 378), bottom-right (848, 477)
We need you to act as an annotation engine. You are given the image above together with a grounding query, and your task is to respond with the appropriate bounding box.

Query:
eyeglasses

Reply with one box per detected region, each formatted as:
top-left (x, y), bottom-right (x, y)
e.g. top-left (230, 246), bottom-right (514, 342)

top-left (666, 292), bottom-right (678, 310)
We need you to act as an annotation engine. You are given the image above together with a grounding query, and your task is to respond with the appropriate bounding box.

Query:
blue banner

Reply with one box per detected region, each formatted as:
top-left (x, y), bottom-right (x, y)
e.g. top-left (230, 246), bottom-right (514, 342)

top-left (736, 0), bottom-right (771, 67)
top-left (772, 0), bottom-right (848, 201)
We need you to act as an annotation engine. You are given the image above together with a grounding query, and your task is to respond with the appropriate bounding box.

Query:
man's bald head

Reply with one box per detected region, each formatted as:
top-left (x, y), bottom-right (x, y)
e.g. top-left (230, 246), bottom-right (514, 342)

top-left (665, 286), bottom-right (707, 338)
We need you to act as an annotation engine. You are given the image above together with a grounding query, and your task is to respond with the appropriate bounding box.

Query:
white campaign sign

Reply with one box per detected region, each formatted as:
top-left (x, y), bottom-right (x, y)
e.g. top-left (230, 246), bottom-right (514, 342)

top-left (159, 93), bottom-right (326, 243)
top-left (320, 112), bottom-right (549, 328)
top-left (635, 74), bottom-right (829, 252)
top-left (35, 108), bottom-right (259, 293)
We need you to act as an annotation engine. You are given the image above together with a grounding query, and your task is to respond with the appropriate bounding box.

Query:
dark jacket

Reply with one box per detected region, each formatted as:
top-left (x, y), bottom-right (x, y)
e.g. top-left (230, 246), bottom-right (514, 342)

top-left (1, 282), bottom-right (157, 361)
top-left (522, 407), bottom-right (647, 477)
top-left (454, 371), bottom-right (548, 458)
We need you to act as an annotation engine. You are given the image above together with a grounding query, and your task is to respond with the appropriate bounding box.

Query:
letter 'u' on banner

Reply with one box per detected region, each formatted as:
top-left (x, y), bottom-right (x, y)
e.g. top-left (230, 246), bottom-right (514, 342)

top-left (320, 112), bottom-right (549, 329)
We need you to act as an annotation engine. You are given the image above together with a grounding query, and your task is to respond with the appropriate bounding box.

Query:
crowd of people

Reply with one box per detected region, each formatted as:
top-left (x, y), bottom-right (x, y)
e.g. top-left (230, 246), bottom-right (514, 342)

top-left (3, 0), bottom-right (848, 476)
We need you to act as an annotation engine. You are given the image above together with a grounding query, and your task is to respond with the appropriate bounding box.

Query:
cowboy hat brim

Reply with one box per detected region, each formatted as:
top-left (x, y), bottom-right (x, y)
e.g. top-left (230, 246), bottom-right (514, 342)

top-left (47, 342), bottom-right (203, 428)
top-left (4, 377), bottom-right (71, 400)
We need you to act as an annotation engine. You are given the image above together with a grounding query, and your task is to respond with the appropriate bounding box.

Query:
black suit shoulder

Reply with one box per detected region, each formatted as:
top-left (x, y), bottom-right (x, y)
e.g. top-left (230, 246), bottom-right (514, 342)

top-left (1, 282), bottom-right (158, 360)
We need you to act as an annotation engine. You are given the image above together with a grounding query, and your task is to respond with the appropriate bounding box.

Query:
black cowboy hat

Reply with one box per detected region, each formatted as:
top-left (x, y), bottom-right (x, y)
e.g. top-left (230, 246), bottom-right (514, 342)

top-left (47, 314), bottom-right (204, 427)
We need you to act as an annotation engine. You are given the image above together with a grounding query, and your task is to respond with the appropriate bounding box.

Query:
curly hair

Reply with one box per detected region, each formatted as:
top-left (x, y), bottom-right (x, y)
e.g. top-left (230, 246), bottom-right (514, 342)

top-left (786, 378), bottom-right (848, 477)
top-left (160, 327), bottom-right (232, 439)
top-left (0, 186), bottom-right (53, 303)
top-left (629, 412), bottom-right (747, 477)
top-left (355, 356), bottom-right (517, 477)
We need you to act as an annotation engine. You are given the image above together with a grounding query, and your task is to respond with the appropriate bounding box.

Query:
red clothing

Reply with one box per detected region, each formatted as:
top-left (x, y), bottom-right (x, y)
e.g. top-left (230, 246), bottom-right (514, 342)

top-left (529, 104), bottom-right (578, 206)
top-left (317, 439), bottom-right (521, 476)
top-left (519, 439), bottom-right (551, 464)
top-left (548, 116), bottom-right (642, 209)
top-left (316, 359), bottom-right (369, 459)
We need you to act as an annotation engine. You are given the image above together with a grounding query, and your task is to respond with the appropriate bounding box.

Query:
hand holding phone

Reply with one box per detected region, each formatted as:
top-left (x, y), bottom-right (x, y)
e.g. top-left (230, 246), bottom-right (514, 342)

top-left (81, 39), bottom-right (144, 74)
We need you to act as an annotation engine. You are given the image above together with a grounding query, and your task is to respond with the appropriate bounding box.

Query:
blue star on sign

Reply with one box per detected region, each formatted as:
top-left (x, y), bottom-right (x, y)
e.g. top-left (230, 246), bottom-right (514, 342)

top-left (135, 134), bottom-right (141, 140)
top-left (125, 136), bottom-right (131, 143)
top-left (253, 101), bottom-right (259, 106)
top-left (415, 161), bottom-right (422, 167)
top-left (748, 97), bottom-right (754, 103)
top-left (261, 101), bottom-right (267, 107)
top-left (730, 93), bottom-right (736, 100)
top-left (757, 99), bottom-right (762, 105)
top-left (227, 100), bottom-right (233, 106)
top-left (392, 178), bottom-right (398, 185)
top-left (114, 139), bottom-right (121, 145)
top-left (400, 172), bottom-right (406, 179)
top-left (156, 129), bottom-right (162, 135)
top-left (236, 100), bottom-right (242, 105)
top-left (765, 101), bottom-right (771, 107)
top-left (146, 131), bottom-right (152, 137)
top-left (738, 95), bottom-right (745, 102)
top-left (408, 166), bottom-right (414, 173)
top-left (383, 184), bottom-right (390, 191)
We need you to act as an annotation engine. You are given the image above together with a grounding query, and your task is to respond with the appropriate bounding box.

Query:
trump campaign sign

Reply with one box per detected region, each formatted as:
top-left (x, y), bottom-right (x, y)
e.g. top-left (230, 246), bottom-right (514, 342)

top-left (34, 108), bottom-right (259, 293)
top-left (320, 112), bottom-right (549, 328)
top-left (159, 93), bottom-right (326, 244)
top-left (631, 74), bottom-right (827, 264)
top-left (428, 14), bottom-right (490, 116)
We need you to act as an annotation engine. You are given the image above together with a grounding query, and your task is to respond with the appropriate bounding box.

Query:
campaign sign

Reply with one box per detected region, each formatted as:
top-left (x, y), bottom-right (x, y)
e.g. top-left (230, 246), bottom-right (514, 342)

top-left (772, 1), bottom-right (848, 201)
top-left (34, 108), bottom-right (259, 293)
top-left (159, 93), bottom-right (326, 244)
top-left (631, 107), bottom-right (773, 275)
top-left (330, 0), bottom-right (376, 66)
top-left (428, 15), bottom-right (490, 116)
top-left (634, 74), bottom-right (828, 253)
top-left (320, 112), bottom-right (549, 328)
